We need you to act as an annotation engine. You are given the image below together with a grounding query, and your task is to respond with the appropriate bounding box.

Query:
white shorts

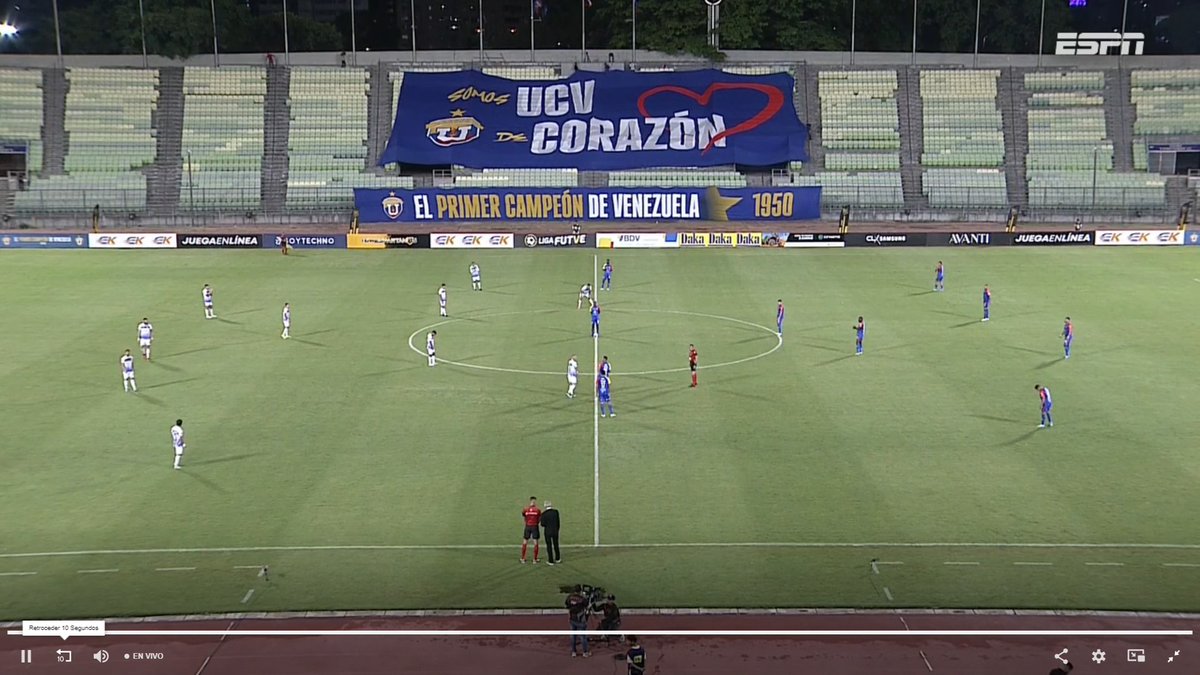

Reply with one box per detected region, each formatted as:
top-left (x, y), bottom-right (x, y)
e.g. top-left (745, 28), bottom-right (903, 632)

top-left (471, 275), bottom-right (480, 282)
top-left (123, 372), bottom-right (135, 381)
top-left (282, 321), bottom-right (290, 328)
top-left (174, 445), bottom-right (185, 455)
top-left (427, 348), bottom-right (436, 357)
top-left (567, 375), bottom-right (578, 384)
top-left (204, 301), bottom-right (213, 308)
top-left (139, 338), bottom-right (151, 347)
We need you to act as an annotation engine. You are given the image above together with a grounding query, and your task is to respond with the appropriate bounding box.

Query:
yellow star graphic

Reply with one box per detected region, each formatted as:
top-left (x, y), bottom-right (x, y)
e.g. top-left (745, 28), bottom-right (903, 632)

top-left (704, 186), bottom-right (742, 221)
top-left (449, 109), bottom-right (467, 117)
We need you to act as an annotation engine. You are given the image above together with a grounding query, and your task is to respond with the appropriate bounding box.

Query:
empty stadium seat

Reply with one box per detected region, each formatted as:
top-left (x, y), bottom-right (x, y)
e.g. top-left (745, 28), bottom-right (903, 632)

top-left (181, 67), bottom-right (266, 209)
top-left (0, 68), bottom-right (44, 173)
top-left (919, 70), bottom-right (1007, 206)
top-left (811, 70), bottom-right (902, 208)
top-left (285, 67), bottom-right (372, 210)
top-left (609, 170), bottom-right (746, 188)
top-left (454, 168), bottom-right (578, 188)
top-left (1131, 69), bottom-right (1200, 135)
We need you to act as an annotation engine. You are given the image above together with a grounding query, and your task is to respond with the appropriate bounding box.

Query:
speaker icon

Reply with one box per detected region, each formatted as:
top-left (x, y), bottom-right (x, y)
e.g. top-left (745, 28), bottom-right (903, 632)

top-left (93, 649), bottom-right (110, 663)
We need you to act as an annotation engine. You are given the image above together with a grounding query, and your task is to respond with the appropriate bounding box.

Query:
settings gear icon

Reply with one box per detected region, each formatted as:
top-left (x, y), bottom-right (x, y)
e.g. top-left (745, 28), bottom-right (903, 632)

top-left (1092, 649), bottom-right (1107, 664)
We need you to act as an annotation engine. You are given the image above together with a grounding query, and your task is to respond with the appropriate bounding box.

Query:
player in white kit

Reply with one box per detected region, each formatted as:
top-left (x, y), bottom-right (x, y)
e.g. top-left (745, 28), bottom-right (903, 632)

top-left (578, 283), bottom-right (592, 309)
top-left (202, 284), bottom-right (215, 319)
top-left (170, 419), bottom-right (186, 470)
top-left (469, 263), bottom-right (482, 291)
top-left (427, 330), bottom-right (438, 367)
top-left (438, 284), bottom-right (448, 316)
top-left (566, 355), bottom-right (579, 398)
top-left (120, 349), bottom-right (138, 392)
top-left (281, 303), bottom-right (291, 339)
top-left (137, 318), bottom-right (154, 360)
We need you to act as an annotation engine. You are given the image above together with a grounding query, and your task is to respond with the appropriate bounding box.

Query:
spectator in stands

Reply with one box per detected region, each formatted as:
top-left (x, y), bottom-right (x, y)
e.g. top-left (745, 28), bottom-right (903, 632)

top-left (340, 51), bottom-right (348, 68)
top-left (266, 52), bottom-right (276, 66)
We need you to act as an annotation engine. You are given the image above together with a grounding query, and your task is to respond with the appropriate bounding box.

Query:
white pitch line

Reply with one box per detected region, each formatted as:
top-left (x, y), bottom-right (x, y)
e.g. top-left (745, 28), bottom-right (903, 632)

top-left (883, 586), bottom-right (894, 601)
top-left (232, 565), bottom-right (262, 570)
top-left (1085, 562), bottom-right (1125, 567)
top-left (77, 569), bottom-right (119, 574)
top-left (0, 571), bottom-right (36, 577)
top-left (1014, 562), bottom-right (1053, 566)
top-left (871, 561), bottom-right (879, 575)
top-left (943, 562), bottom-right (981, 566)
top-left (1163, 563), bottom-right (1200, 568)
top-left (919, 651), bottom-right (935, 672)
top-left (2, 541), bottom-right (1199, 559)
top-left (240, 589), bottom-right (255, 604)
top-left (155, 566), bottom-right (196, 572)
top-left (406, 309), bottom-right (782, 377)
top-left (593, 254), bottom-right (601, 548)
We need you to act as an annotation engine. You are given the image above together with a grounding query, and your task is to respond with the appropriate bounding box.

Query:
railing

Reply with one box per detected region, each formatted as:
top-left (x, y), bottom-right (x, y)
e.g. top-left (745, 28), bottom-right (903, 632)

top-left (1, 186), bottom-right (1175, 221)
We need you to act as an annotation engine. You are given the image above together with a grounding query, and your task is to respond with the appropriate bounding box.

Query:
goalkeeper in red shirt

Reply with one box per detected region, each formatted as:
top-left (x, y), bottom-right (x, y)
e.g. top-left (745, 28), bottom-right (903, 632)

top-left (520, 496), bottom-right (542, 564)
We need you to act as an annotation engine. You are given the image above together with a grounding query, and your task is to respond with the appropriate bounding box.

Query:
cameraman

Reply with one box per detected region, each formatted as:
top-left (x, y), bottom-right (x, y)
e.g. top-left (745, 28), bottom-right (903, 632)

top-left (566, 588), bottom-right (591, 657)
top-left (597, 594), bottom-right (621, 636)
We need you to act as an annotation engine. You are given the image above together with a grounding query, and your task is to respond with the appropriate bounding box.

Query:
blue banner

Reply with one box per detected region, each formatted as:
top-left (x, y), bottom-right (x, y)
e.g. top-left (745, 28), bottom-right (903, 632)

top-left (381, 70), bottom-right (809, 169)
top-left (0, 233), bottom-right (88, 249)
top-left (1185, 230), bottom-right (1200, 246)
top-left (262, 234), bottom-right (347, 249)
top-left (354, 187), bottom-right (821, 223)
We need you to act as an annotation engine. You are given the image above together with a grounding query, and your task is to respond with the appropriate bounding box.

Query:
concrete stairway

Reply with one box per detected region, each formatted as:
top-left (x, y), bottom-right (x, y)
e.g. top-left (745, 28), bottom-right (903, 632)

top-left (898, 66), bottom-right (926, 209)
top-left (799, 63), bottom-right (823, 173)
top-left (41, 69), bottom-right (67, 176)
top-left (999, 67), bottom-right (1029, 208)
top-left (261, 66), bottom-right (291, 213)
top-left (146, 67), bottom-right (183, 215)
top-left (1105, 67), bottom-right (1134, 172)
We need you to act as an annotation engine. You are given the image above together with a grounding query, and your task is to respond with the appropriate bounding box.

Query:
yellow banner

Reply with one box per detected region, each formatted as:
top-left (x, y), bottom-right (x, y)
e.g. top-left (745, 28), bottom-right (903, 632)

top-left (347, 233), bottom-right (388, 249)
top-left (677, 232), bottom-right (762, 247)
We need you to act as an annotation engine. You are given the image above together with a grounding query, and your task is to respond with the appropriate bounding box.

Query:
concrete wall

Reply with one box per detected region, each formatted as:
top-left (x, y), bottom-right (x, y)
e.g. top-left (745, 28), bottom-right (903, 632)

top-left (2, 49), bottom-right (1199, 70)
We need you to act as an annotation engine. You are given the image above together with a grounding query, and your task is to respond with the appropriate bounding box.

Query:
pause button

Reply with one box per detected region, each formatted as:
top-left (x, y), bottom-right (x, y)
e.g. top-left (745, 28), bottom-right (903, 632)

top-left (19, 649), bottom-right (32, 663)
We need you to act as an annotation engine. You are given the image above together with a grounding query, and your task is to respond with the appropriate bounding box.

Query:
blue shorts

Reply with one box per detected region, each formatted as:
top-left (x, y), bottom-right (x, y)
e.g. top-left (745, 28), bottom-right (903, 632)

top-left (599, 394), bottom-right (610, 404)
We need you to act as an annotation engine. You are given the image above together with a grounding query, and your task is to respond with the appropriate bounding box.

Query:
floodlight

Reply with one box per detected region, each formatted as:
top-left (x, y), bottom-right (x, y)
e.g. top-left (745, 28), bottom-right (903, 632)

top-left (0, 22), bottom-right (18, 38)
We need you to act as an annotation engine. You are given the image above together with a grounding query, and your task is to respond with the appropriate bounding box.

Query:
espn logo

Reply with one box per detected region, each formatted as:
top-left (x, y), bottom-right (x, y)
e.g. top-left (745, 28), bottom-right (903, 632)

top-left (1055, 32), bottom-right (1144, 56)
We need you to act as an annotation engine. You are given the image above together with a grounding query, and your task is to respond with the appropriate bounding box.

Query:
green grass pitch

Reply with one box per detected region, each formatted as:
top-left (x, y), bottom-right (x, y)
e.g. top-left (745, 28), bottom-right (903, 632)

top-left (0, 247), bottom-right (1198, 619)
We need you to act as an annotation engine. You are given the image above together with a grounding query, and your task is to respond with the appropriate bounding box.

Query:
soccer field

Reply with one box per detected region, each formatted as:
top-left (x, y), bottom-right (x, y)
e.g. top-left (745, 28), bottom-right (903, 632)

top-left (1, 247), bottom-right (1198, 620)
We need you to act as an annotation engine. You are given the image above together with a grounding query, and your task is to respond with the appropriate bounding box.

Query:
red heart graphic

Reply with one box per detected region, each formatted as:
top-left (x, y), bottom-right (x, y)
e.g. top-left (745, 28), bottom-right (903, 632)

top-left (636, 82), bottom-right (785, 154)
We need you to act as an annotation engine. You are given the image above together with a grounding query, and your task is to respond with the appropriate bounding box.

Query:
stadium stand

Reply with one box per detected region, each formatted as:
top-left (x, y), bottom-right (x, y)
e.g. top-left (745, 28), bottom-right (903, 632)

top-left (919, 70), bottom-right (1007, 207)
top-left (482, 66), bottom-right (558, 80)
top-left (1131, 69), bottom-right (1200, 135)
top-left (0, 68), bottom-right (44, 175)
top-left (285, 67), bottom-right (387, 209)
top-left (610, 169), bottom-right (746, 188)
top-left (790, 70), bottom-right (903, 207)
top-left (14, 68), bottom-right (157, 212)
top-left (454, 168), bottom-right (578, 188)
top-left (179, 67), bottom-right (265, 210)
top-left (1024, 70), bottom-right (1165, 209)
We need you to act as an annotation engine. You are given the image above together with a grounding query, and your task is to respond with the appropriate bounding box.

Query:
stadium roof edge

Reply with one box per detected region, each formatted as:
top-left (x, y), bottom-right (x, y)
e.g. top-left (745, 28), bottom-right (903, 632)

top-left (3, 50), bottom-right (1200, 69)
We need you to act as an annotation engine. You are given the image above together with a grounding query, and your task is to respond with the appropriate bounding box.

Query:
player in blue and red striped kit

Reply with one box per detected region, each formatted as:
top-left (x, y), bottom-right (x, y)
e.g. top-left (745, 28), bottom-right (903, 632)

top-left (598, 373), bottom-right (615, 418)
top-left (590, 301), bottom-right (601, 337)
top-left (1062, 317), bottom-right (1074, 359)
top-left (1034, 384), bottom-right (1053, 428)
top-left (934, 261), bottom-right (945, 292)
top-left (982, 285), bottom-right (991, 322)
top-left (776, 299), bottom-right (785, 336)
top-left (853, 316), bottom-right (865, 355)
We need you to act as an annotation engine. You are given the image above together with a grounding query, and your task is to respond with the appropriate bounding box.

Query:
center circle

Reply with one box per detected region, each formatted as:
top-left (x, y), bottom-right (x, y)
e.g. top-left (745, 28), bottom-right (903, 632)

top-left (407, 308), bottom-right (782, 376)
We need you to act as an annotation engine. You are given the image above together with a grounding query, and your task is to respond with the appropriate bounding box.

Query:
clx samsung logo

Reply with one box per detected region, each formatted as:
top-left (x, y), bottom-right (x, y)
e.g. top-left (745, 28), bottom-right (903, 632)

top-left (1055, 32), bottom-right (1145, 56)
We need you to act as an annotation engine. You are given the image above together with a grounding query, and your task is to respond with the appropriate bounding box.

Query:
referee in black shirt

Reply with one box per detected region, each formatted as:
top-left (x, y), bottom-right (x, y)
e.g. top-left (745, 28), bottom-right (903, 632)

top-left (540, 501), bottom-right (561, 564)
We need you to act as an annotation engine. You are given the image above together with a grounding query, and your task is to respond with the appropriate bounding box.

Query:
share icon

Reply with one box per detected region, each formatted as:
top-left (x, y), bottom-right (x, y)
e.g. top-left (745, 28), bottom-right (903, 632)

top-left (1054, 649), bottom-right (1069, 664)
